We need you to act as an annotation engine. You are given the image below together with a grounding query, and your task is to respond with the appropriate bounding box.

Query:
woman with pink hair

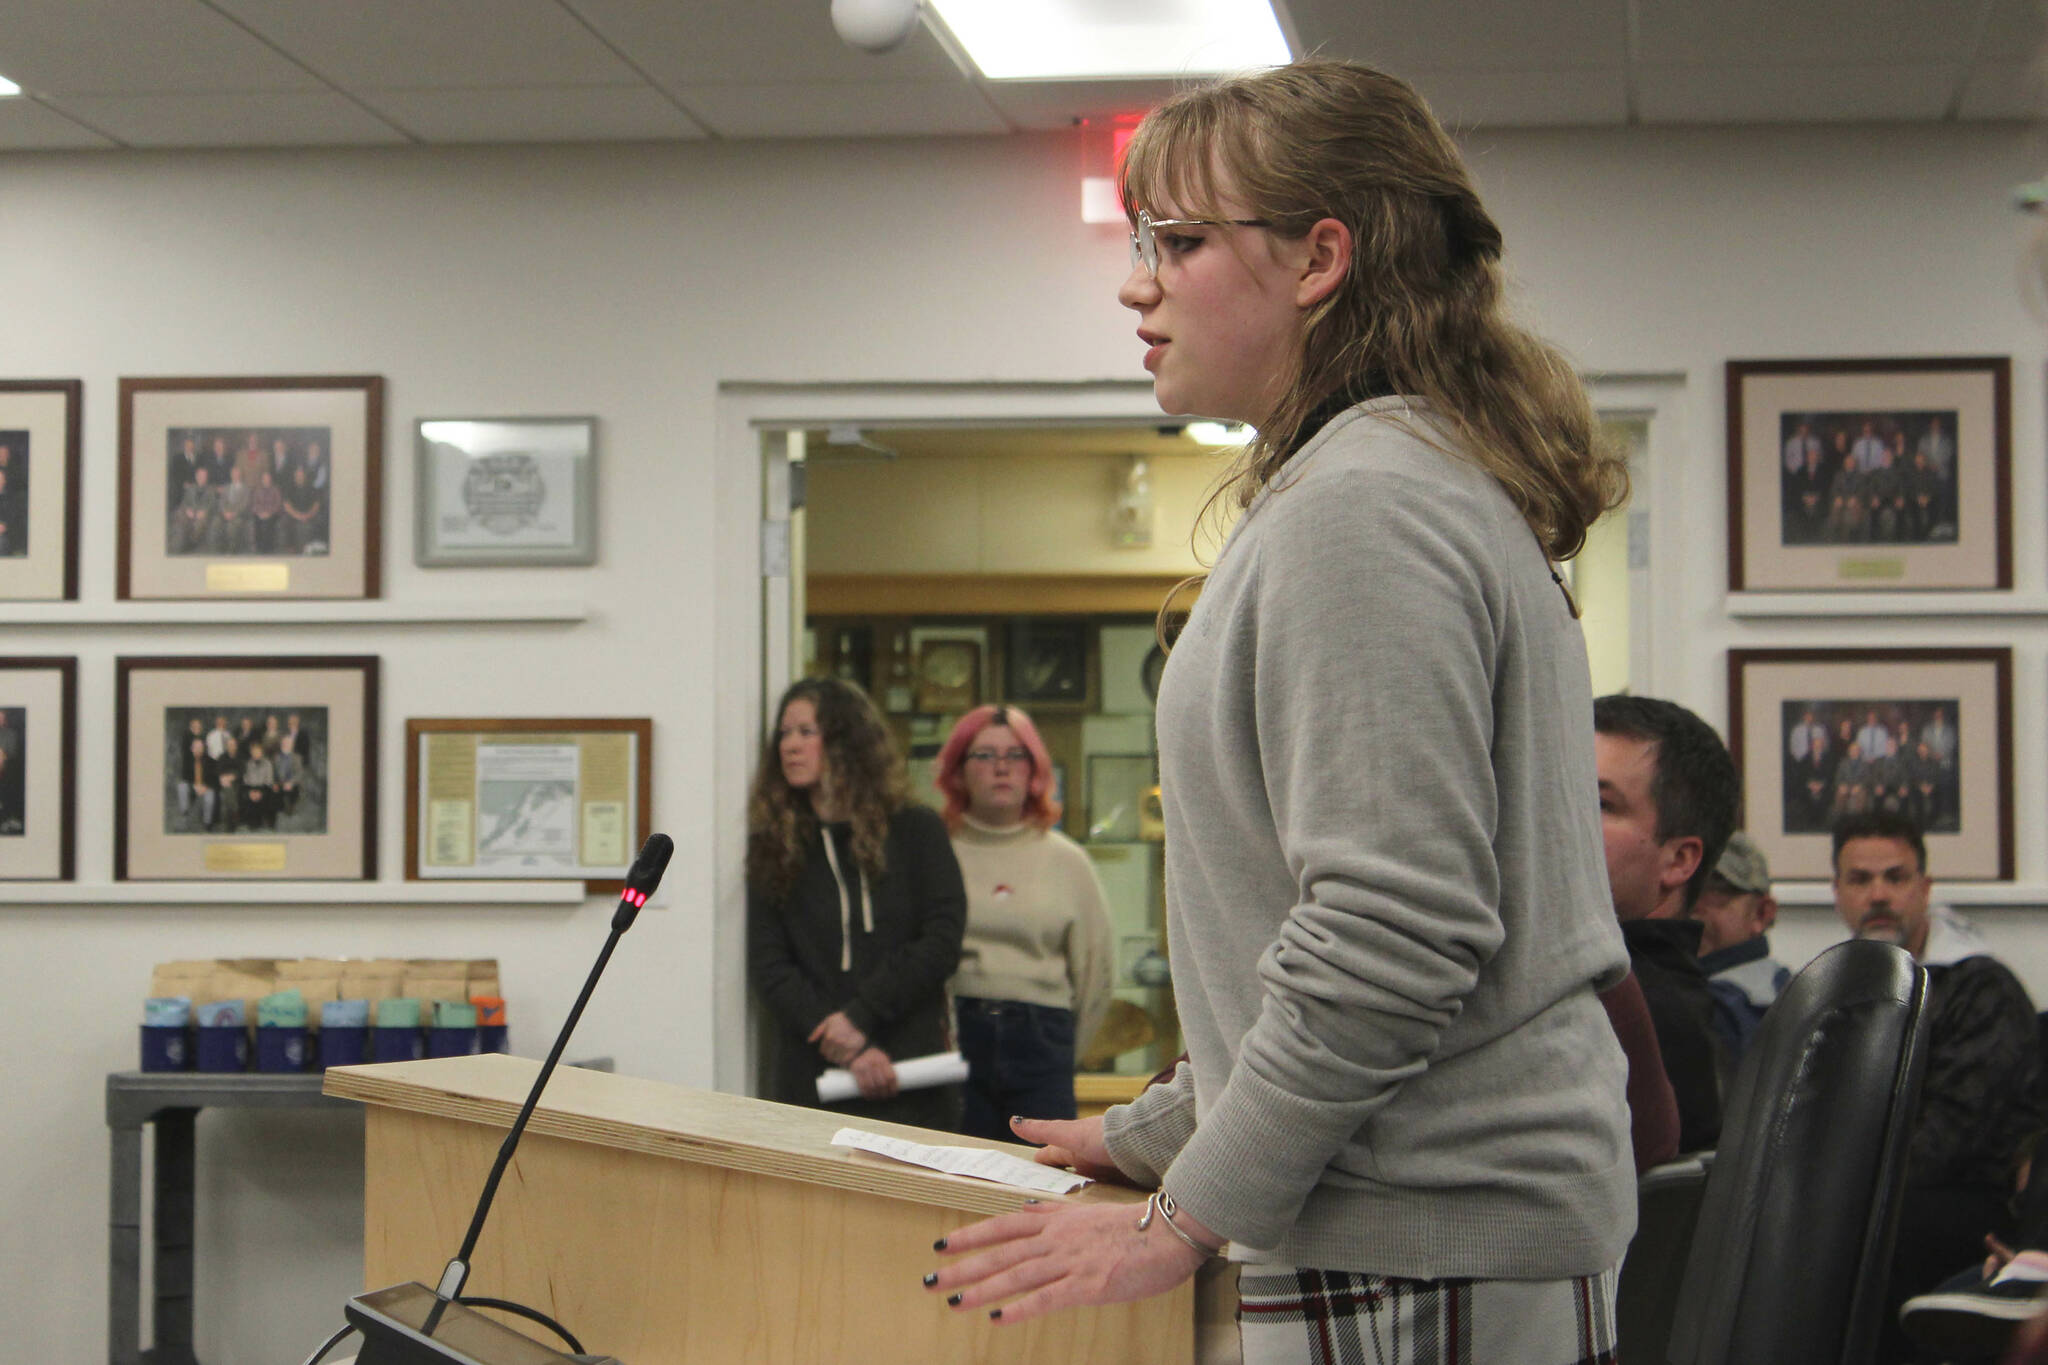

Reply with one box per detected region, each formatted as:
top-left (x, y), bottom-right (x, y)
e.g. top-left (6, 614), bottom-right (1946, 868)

top-left (934, 704), bottom-right (1112, 1141)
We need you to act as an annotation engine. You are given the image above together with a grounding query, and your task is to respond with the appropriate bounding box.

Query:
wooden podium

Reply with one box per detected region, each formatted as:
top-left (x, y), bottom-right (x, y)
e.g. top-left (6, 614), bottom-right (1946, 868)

top-left (324, 1055), bottom-right (1194, 1364)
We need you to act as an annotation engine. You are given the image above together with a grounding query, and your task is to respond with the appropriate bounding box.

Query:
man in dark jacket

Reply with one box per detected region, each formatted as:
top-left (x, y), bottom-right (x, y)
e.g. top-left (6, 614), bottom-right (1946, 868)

top-left (1836, 810), bottom-right (2048, 1364)
top-left (1594, 694), bottom-right (1738, 1153)
top-left (1693, 831), bottom-right (1792, 1064)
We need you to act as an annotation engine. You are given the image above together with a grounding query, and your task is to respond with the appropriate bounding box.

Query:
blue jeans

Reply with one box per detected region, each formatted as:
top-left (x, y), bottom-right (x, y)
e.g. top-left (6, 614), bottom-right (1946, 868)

top-left (956, 997), bottom-right (1077, 1141)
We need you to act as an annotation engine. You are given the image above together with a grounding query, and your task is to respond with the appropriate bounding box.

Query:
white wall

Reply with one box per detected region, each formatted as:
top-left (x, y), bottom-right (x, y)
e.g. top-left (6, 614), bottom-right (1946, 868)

top-left (2, 118), bottom-right (2044, 1362)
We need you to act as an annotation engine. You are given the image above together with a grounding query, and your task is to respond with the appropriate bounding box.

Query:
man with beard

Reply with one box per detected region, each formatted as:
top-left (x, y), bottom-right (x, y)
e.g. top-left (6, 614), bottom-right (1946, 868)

top-left (1833, 810), bottom-right (2048, 1363)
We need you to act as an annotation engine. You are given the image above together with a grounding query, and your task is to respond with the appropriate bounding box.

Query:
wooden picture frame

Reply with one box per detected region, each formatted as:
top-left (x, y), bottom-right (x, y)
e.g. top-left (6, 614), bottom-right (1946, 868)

top-left (0, 380), bottom-right (82, 601)
top-left (1005, 621), bottom-right (1094, 709)
top-left (0, 656), bottom-right (77, 881)
top-left (1726, 357), bottom-right (2010, 592)
top-left (415, 416), bottom-right (597, 566)
top-left (906, 625), bottom-right (986, 713)
top-left (1727, 647), bottom-right (2012, 880)
top-left (116, 656), bottom-right (379, 880)
top-left (405, 717), bottom-right (652, 894)
top-left (119, 375), bottom-right (384, 600)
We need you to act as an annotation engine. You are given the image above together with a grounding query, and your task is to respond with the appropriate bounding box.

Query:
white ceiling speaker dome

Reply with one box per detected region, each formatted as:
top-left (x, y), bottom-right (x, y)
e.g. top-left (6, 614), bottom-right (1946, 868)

top-left (831, 0), bottom-right (923, 52)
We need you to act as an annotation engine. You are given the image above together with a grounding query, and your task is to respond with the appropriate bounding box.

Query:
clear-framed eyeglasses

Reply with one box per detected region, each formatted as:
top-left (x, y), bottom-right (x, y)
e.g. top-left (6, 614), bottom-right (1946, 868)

top-left (1127, 208), bottom-right (1274, 278)
top-left (965, 747), bottom-right (1032, 768)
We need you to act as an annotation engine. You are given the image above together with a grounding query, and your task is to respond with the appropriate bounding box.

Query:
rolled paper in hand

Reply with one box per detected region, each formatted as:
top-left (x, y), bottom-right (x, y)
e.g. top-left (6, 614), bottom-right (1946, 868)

top-left (816, 1050), bottom-right (969, 1104)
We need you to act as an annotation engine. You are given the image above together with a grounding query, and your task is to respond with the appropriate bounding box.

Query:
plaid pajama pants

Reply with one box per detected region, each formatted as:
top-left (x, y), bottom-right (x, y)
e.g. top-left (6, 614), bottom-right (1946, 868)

top-left (1233, 1264), bottom-right (1620, 1365)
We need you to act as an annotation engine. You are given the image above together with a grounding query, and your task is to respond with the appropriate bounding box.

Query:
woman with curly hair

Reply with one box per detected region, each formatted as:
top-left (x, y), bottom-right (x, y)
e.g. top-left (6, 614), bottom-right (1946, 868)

top-left (933, 704), bottom-right (1112, 1140)
top-left (747, 676), bottom-right (967, 1128)
top-left (928, 60), bottom-right (1636, 1360)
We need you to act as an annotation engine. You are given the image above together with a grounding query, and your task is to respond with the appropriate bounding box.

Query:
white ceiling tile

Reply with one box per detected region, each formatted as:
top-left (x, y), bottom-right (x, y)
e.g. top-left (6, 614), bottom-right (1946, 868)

top-left (1287, 0), bottom-right (1630, 70)
top-left (0, 0), bottom-right (323, 95)
top-left (1634, 0), bottom-right (1988, 66)
top-left (210, 0), bottom-right (645, 89)
top-left (567, 0), bottom-right (967, 87)
top-left (361, 85), bottom-right (707, 143)
top-left (1408, 68), bottom-right (1631, 128)
top-left (42, 91), bottom-right (410, 147)
top-left (1637, 63), bottom-right (1963, 123)
top-left (1957, 61), bottom-right (2047, 119)
top-left (978, 80), bottom-right (1183, 133)
top-left (0, 97), bottom-right (119, 149)
top-left (677, 81), bottom-right (1008, 138)
top-left (1977, 0), bottom-right (2048, 55)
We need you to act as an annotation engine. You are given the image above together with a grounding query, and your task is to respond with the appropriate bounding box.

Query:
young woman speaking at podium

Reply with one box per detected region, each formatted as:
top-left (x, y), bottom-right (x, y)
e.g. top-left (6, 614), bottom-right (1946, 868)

top-left (928, 59), bottom-right (1637, 1361)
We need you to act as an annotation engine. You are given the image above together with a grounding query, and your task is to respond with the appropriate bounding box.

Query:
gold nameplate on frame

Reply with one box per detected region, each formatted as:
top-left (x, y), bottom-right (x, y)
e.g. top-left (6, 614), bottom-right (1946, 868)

top-left (1836, 557), bottom-right (1908, 581)
top-left (206, 562), bottom-right (292, 593)
top-left (203, 843), bottom-right (290, 873)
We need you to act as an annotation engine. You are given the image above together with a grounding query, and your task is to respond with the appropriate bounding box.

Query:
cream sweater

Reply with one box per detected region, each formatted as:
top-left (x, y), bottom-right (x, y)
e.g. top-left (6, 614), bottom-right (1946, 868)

top-left (948, 819), bottom-right (1114, 1050)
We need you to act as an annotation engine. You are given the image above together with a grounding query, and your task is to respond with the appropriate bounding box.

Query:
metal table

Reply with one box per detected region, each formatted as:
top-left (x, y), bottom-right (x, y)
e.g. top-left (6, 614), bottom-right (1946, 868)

top-left (105, 1071), bottom-right (353, 1365)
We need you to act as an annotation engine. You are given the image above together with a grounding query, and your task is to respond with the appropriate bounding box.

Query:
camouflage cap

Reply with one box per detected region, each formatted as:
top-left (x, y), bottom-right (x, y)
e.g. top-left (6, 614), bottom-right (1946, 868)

top-left (1710, 830), bottom-right (1771, 895)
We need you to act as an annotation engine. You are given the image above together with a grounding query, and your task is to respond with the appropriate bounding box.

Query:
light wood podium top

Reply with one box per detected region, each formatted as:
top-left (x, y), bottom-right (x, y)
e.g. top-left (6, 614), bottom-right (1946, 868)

top-left (325, 1054), bottom-right (1145, 1218)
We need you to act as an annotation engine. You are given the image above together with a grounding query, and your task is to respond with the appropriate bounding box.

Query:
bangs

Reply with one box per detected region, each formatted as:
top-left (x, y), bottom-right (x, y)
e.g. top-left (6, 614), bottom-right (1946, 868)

top-left (1117, 88), bottom-right (1238, 223)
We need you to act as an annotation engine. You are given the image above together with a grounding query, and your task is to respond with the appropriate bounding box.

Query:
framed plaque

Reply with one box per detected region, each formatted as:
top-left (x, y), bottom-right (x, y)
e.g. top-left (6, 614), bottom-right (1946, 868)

top-left (0, 380), bottom-right (82, 601)
top-left (119, 375), bottom-right (383, 600)
top-left (414, 416), bottom-right (597, 566)
top-left (406, 717), bottom-right (651, 893)
top-left (116, 656), bottom-right (379, 880)
top-left (0, 656), bottom-right (77, 881)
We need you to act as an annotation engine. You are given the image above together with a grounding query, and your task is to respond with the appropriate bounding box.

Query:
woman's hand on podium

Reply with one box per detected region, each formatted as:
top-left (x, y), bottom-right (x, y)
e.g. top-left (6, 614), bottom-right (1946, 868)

top-left (808, 1010), bottom-right (868, 1065)
top-left (1009, 1115), bottom-right (1130, 1186)
top-left (925, 1200), bottom-right (1208, 1324)
top-left (849, 1047), bottom-right (899, 1099)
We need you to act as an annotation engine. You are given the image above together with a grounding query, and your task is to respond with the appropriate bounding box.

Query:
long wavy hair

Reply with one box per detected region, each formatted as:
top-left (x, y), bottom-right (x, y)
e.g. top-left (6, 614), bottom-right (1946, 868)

top-left (932, 704), bottom-right (1063, 833)
top-left (746, 677), bottom-right (904, 901)
top-left (1119, 59), bottom-right (1628, 563)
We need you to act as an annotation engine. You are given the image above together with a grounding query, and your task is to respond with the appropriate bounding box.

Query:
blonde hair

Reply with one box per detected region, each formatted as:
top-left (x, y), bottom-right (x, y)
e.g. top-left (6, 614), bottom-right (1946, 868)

top-left (1119, 59), bottom-right (1627, 561)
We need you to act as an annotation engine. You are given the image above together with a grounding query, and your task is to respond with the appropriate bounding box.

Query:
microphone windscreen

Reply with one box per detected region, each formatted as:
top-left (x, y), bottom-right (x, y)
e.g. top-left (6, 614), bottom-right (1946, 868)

top-left (626, 833), bottom-right (674, 897)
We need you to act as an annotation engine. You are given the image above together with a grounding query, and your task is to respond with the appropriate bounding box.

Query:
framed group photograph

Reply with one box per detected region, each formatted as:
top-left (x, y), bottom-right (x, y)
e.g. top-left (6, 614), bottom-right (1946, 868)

top-left (115, 656), bottom-right (379, 880)
top-left (119, 375), bottom-right (384, 600)
top-left (1006, 621), bottom-right (1093, 708)
top-left (406, 717), bottom-right (651, 892)
top-left (0, 380), bottom-right (82, 601)
top-left (414, 417), bottom-right (597, 567)
top-left (1727, 647), bottom-right (2012, 881)
top-left (1726, 356), bottom-right (2010, 592)
top-left (0, 657), bottom-right (77, 881)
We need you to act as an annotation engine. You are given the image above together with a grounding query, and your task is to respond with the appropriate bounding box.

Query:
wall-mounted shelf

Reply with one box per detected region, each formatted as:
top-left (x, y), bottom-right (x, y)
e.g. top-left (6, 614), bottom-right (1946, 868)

top-left (0, 880), bottom-right (590, 906)
top-left (0, 599), bottom-right (592, 627)
top-left (1773, 881), bottom-right (2048, 908)
top-left (1726, 592), bottom-right (2048, 619)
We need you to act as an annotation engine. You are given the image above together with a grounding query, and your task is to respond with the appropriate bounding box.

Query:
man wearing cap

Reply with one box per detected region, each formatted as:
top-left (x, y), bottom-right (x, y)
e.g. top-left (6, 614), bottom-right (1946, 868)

top-left (1692, 831), bottom-right (1792, 1063)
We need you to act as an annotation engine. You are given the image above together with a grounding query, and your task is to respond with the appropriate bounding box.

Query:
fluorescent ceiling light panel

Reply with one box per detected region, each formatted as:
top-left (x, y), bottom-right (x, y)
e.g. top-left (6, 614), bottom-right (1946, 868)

top-left (929, 0), bottom-right (1291, 80)
top-left (0, 75), bottom-right (21, 98)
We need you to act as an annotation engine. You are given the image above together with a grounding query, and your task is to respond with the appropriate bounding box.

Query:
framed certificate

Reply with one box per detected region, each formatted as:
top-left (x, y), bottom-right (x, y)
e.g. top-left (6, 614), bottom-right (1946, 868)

top-left (414, 416), bottom-right (597, 566)
top-left (406, 717), bottom-right (651, 892)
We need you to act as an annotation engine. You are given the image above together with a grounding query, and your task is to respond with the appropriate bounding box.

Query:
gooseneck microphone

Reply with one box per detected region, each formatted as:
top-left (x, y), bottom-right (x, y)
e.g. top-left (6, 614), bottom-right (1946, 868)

top-left (328, 832), bottom-right (673, 1365)
top-left (437, 832), bottom-right (675, 1303)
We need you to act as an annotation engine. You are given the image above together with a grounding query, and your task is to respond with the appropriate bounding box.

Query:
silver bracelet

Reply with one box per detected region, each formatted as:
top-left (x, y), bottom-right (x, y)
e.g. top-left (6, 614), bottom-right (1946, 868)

top-left (1137, 1189), bottom-right (1223, 1257)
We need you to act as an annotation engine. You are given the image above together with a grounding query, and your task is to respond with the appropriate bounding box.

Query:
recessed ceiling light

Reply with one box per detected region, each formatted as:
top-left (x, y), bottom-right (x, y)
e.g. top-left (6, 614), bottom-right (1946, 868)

top-left (0, 75), bottom-right (22, 98)
top-left (928, 0), bottom-right (1290, 81)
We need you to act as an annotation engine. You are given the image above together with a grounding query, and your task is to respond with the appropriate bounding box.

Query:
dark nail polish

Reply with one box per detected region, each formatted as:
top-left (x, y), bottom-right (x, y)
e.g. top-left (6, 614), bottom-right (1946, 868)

top-left (933, 1237), bottom-right (948, 1251)
top-left (946, 1293), bottom-right (962, 1307)
top-left (989, 1308), bottom-right (1003, 1321)
top-left (922, 1272), bottom-right (938, 1287)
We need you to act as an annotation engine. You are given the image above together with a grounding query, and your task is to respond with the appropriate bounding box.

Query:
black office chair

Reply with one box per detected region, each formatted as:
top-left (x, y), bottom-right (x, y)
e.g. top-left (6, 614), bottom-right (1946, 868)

top-left (1665, 938), bottom-right (1931, 1365)
top-left (1617, 1154), bottom-right (1713, 1361)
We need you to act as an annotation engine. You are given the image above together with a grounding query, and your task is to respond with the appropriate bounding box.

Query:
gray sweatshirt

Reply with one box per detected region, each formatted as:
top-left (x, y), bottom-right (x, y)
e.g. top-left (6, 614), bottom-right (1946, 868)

top-left (1103, 398), bottom-right (1635, 1280)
